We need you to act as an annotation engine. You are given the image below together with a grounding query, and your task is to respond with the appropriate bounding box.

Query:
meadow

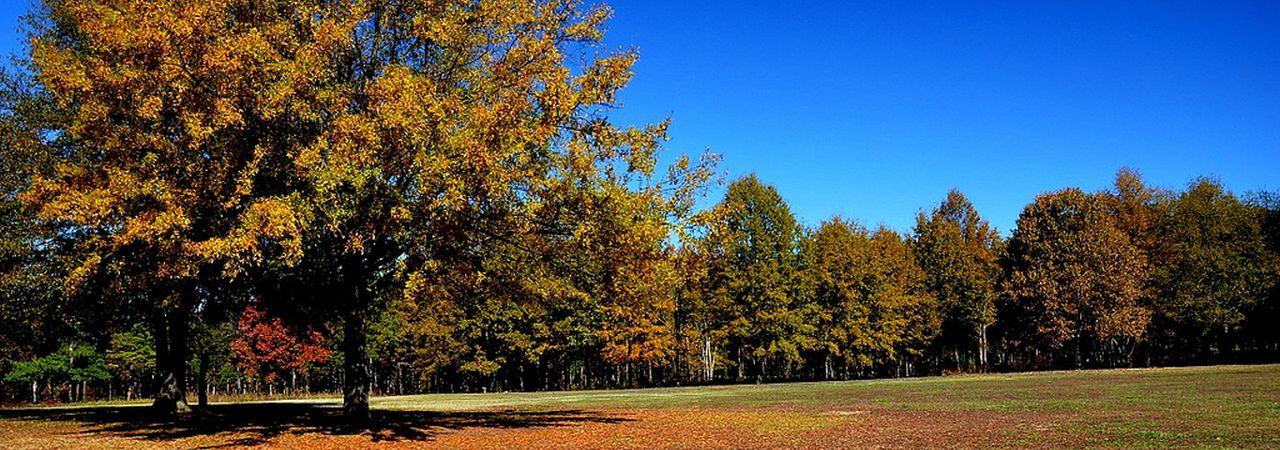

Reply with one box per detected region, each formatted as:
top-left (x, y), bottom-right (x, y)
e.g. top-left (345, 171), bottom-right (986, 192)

top-left (1, 364), bottom-right (1277, 449)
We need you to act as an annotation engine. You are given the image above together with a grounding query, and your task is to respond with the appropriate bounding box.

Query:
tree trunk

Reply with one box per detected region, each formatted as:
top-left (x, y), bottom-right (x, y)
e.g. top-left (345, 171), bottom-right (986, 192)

top-left (152, 300), bottom-right (192, 415)
top-left (197, 351), bottom-right (209, 407)
top-left (978, 323), bottom-right (989, 370)
top-left (736, 347), bottom-right (744, 381)
top-left (702, 338), bottom-right (715, 382)
top-left (343, 305), bottom-right (371, 423)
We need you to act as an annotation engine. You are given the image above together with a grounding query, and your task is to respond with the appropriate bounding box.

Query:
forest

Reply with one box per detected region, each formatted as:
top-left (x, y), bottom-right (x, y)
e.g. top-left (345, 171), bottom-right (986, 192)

top-left (0, 0), bottom-right (1278, 426)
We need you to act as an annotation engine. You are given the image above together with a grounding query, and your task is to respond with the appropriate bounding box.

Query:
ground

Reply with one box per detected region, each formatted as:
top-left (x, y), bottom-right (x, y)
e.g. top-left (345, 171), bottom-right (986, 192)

top-left (2, 364), bottom-right (1278, 449)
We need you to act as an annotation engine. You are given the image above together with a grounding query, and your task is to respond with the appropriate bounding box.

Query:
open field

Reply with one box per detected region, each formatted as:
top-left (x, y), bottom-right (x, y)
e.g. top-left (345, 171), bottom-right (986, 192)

top-left (1, 364), bottom-right (1278, 449)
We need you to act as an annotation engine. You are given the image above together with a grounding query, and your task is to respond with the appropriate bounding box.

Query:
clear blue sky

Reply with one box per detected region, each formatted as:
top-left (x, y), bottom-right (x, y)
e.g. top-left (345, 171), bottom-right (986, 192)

top-left (1, 1), bottom-right (1277, 233)
top-left (602, 0), bottom-right (1280, 233)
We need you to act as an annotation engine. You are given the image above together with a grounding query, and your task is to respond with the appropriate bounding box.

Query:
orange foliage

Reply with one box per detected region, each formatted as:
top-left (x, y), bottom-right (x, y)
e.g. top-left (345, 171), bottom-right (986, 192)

top-left (230, 306), bottom-right (331, 383)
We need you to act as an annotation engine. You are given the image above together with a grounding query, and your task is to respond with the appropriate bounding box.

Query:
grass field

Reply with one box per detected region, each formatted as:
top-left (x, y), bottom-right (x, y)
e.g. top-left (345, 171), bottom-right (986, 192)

top-left (1, 364), bottom-right (1278, 449)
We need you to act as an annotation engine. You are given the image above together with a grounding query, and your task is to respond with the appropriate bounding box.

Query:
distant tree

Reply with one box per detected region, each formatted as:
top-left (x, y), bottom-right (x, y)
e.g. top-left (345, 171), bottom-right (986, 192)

top-left (592, 191), bottom-right (682, 386)
top-left (105, 326), bottom-right (154, 401)
top-left (868, 227), bottom-right (939, 377)
top-left (1149, 179), bottom-right (1277, 361)
top-left (703, 175), bottom-right (813, 381)
top-left (1246, 190), bottom-right (1280, 356)
top-left (230, 306), bottom-right (331, 395)
top-left (807, 219), bottom-right (937, 378)
top-left (190, 320), bottom-right (233, 406)
top-left (672, 243), bottom-right (715, 382)
top-left (1003, 189), bottom-right (1151, 368)
top-left (5, 343), bottom-right (108, 403)
top-left (806, 218), bottom-right (871, 379)
top-left (367, 296), bottom-right (417, 394)
top-left (913, 190), bottom-right (1001, 370)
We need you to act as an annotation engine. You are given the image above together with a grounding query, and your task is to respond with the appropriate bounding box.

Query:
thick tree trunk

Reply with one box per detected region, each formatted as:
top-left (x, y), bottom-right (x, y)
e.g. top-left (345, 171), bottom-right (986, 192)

top-left (152, 303), bottom-right (192, 414)
top-left (343, 306), bottom-right (371, 423)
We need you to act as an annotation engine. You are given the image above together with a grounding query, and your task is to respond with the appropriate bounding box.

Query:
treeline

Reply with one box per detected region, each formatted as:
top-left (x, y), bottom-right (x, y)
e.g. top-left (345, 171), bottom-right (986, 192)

top-left (0, 0), bottom-right (1278, 420)
top-left (673, 172), bottom-right (1279, 384)
top-left (5, 169), bottom-right (1278, 404)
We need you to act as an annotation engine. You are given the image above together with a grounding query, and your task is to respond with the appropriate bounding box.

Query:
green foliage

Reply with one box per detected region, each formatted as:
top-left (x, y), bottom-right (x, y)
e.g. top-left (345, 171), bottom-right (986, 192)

top-left (701, 175), bottom-right (813, 378)
top-left (5, 343), bottom-right (108, 384)
top-left (1150, 179), bottom-right (1278, 356)
top-left (191, 320), bottom-right (232, 368)
top-left (913, 190), bottom-right (1001, 367)
top-left (0, 65), bottom-right (84, 375)
top-left (806, 219), bottom-right (938, 374)
top-left (105, 326), bottom-right (154, 384)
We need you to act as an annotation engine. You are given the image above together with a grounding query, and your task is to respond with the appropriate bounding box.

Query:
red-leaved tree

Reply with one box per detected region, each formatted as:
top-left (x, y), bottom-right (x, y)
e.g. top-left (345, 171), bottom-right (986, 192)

top-left (230, 306), bottom-right (331, 390)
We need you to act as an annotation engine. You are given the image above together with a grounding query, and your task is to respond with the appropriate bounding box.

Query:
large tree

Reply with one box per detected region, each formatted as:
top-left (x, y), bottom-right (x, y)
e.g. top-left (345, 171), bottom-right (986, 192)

top-left (1002, 189), bottom-right (1151, 368)
top-left (18, 0), bottom-right (711, 420)
top-left (20, 0), bottom-right (332, 413)
top-left (1149, 179), bottom-right (1277, 361)
top-left (276, 0), bottom-right (711, 419)
top-left (912, 190), bottom-right (1000, 370)
top-left (701, 175), bottom-right (812, 381)
top-left (807, 219), bottom-right (936, 379)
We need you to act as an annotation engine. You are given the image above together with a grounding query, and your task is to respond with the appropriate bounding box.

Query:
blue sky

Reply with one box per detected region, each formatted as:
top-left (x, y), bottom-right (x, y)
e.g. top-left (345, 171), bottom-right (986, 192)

top-left (1, 1), bottom-right (1277, 233)
top-left (602, 0), bottom-right (1280, 233)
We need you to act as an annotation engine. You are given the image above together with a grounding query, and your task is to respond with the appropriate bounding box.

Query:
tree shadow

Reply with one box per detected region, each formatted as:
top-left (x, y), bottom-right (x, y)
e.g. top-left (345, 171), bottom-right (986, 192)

top-left (0, 401), bottom-right (633, 447)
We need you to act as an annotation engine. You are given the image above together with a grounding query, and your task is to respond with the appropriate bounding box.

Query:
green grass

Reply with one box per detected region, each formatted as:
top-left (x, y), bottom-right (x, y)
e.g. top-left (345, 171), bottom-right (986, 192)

top-left (363, 364), bottom-right (1280, 447)
top-left (365, 364), bottom-right (1272, 411)
top-left (5, 364), bottom-right (1279, 448)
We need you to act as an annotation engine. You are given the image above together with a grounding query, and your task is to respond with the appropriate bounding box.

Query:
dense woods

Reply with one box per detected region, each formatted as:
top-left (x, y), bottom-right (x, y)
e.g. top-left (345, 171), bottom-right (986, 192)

top-left (1, 0), bottom-right (1278, 424)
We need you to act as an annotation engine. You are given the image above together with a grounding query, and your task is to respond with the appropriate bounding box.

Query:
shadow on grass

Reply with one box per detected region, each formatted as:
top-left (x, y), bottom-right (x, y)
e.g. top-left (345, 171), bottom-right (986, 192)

top-left (0, 402), bottom-right (632, 448)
